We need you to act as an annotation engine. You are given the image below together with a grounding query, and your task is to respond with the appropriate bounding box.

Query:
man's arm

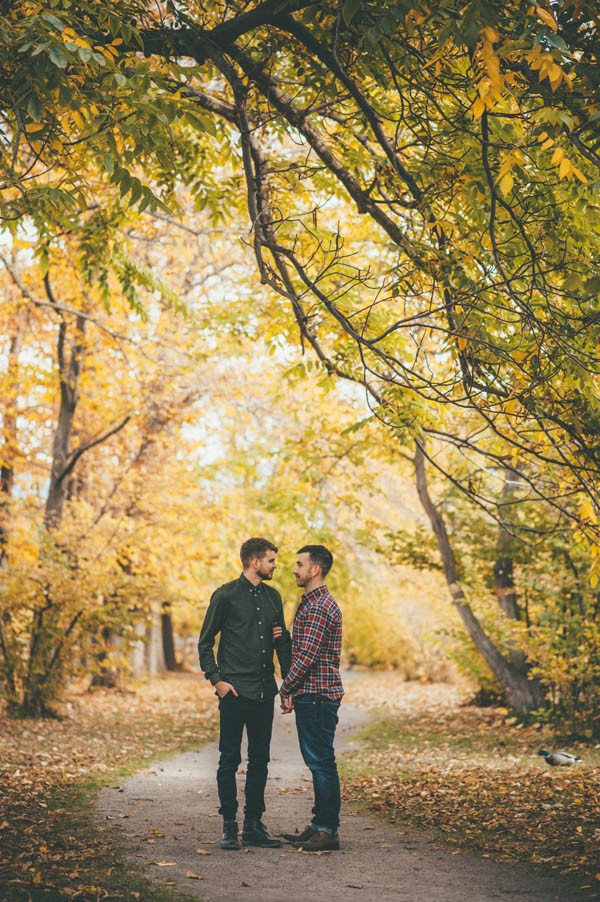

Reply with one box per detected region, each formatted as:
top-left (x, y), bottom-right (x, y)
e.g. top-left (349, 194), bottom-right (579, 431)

top-left (280, 603), bottom-right (330, 698)
top-left (198, 589), bottom-right (227, 685)
top-left (198, 590), bottom-right (239, 697)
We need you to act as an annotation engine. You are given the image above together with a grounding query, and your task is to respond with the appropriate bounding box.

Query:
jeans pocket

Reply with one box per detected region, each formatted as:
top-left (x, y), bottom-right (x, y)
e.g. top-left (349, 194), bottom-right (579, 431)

top-left (317, 698), bottom-right (340, 731)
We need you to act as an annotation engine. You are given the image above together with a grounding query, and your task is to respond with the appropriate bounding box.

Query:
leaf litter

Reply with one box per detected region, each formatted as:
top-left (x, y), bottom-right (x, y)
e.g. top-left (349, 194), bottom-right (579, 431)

top-left (345, 674), bottom-right (600, 894)
top-left (0, 673), bottom-right (217, 900)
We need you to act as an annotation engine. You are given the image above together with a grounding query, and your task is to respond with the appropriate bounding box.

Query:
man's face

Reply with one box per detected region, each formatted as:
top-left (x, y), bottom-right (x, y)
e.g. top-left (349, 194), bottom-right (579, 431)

top-left (255, 550), bottom-right (277, 581)
top-left (294, 552), bottom-right (317, 588)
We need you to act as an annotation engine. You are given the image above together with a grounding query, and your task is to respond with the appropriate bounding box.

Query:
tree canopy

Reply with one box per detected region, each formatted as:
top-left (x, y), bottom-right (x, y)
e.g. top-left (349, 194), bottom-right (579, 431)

top-left (1, 0), bottom-right (599, 724)
top-left (2, 0), bottom-right (599, 534)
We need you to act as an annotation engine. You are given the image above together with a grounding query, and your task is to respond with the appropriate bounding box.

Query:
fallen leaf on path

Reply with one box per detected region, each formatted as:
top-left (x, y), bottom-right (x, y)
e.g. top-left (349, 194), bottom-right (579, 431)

top-left (151, 860), bottom-right (177, 867)
top-left (241, 880), bottom-right (251, 886)
top-left (151, 829), bottom-right (165, 835)
top-left (185, 870), bottom-right (205, 880)
top-left (196, 848), bottom-right (212, 855)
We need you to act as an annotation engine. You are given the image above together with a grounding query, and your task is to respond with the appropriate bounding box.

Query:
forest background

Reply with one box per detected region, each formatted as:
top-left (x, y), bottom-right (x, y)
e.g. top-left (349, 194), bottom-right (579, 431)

top-left (0, 0), bottom-right (599, 743)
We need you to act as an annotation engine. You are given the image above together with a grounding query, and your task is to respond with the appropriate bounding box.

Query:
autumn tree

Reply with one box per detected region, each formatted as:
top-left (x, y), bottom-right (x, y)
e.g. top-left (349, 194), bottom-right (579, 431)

top-left (1, 0), bottom-right (599, 716)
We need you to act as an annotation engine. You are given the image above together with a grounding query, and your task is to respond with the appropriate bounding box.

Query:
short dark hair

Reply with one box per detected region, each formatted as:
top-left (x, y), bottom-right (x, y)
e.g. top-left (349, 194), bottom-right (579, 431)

top-left (240, 537), bottom-right (278, 568)
top-left (297, 544), bottom-right (333, 578)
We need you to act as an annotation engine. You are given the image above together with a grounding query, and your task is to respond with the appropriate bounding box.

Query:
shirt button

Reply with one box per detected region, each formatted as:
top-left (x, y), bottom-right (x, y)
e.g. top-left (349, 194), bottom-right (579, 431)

top-left (262, 650), bottom-right (266, 654)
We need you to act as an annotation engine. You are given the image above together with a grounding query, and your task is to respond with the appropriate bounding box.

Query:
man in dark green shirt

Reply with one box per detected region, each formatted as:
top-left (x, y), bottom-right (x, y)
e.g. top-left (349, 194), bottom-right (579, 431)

top-left (198, 537), bottom-right (291, 851)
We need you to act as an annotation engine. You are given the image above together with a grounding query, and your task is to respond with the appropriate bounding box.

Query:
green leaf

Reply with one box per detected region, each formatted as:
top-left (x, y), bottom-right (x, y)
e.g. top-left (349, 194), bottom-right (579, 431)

top-left (584, 276), bottom-right (600, 295)
top-left (118, 171), bottom-right (131, 197)
top-left (129, 178), bottom-right (143, 205)
top-left (48, 45), bottom-right (68, 68)
top-left (27, 94), bottom-right (42, 121)
top-left (342, 0), bottom-right (362, 27)
top-left (41, 12), bottom-right (64, 30)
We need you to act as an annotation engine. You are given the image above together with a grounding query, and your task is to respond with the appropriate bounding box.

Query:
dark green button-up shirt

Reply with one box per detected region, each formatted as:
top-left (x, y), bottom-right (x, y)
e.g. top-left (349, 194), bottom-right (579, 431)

top-left (198, 574), bottom-right (292, 702)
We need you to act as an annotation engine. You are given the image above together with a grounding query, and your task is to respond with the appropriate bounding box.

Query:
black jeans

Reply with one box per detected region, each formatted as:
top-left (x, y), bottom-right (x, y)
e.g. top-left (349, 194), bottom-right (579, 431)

top-left (217, 692), bottom-right (274, 822)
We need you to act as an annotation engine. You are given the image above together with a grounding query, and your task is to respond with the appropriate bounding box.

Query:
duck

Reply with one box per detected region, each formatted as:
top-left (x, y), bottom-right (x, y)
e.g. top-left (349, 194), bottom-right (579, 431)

top-left (538, 748), bottom-right (581, 766)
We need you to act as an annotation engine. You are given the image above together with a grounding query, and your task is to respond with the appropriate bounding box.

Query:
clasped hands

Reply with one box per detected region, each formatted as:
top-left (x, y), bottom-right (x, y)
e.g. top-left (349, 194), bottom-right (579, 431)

top-left (280, 694), bottom-right (293, 714)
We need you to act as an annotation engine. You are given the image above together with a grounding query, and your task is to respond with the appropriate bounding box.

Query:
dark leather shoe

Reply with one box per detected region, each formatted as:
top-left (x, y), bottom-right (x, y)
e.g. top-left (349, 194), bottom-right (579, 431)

top-left (295, 830), bottom-right (340, 851)
top-left (242, 820), bottom-right (282, 848)
top-left (220, 819), bottom-right (240, 850)
top-left (282, 824), bottom-right (317, 844)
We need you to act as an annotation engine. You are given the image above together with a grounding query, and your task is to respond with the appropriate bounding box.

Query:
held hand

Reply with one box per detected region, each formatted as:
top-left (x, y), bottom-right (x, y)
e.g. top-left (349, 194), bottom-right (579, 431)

top-left (272, 625), bottom-right (283, 640)
top-left (215, 680), bottom-right (238, 698)
top-left (280, 695), bottom-right (294, 714)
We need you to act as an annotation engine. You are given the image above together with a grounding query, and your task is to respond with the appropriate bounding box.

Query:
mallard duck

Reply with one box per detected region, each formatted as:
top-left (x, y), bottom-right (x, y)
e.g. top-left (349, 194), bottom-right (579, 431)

top-left (538, 748), bottom-right (581, 766)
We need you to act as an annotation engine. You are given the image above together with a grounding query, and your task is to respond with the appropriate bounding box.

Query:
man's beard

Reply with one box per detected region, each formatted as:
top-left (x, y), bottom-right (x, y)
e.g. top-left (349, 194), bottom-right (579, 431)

top-left (257, 567), bottom-right (273, 580)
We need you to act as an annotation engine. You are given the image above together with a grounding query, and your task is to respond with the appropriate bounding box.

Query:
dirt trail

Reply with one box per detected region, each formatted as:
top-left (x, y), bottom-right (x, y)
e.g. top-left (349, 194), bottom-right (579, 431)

top-left (98, 692), bottom-right (587, 902)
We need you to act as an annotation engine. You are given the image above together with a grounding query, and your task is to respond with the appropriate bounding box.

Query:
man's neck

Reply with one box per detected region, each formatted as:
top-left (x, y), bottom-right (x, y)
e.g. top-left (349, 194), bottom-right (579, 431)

top-left (243, 568), bottom-right (262, 586)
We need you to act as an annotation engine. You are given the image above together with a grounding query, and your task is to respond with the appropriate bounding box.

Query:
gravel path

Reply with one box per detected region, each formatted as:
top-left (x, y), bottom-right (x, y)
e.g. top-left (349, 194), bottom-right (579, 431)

top-left (98, 699), bottom-right (587, 902)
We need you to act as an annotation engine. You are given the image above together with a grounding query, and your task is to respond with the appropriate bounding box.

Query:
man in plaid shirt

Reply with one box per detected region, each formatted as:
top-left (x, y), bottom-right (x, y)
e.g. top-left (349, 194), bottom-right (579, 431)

top-left (279, 544), bottom-right (344, 852)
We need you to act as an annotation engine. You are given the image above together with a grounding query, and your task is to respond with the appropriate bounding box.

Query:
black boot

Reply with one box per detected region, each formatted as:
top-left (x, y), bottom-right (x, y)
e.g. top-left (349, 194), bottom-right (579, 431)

top-left (242, 819), bottom-right (282, 848)
top-left (221, 819), bottom-right (241, 850)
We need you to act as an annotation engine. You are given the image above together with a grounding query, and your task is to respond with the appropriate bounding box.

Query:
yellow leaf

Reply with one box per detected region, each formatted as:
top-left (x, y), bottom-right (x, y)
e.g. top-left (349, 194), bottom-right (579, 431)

top-left (548, 63), bottom-right (563, 90)
top-left (472, 97), bottom-right (486, 119)
top-left (185, 870), bottom-right (205, 880)
top-left (457, 335), bottom-right (467, 351)
top-left (541, 137), bottom-right (554, 151)
top-left (499, 172), bottom-right (514, 196)
top-left (551, 147), bottom-right (564, 165)
top-left (481, 26), bottom-right (499, 42)
top-left (558, 157), bottom-right (572, 179)
top-left (71, 110), bottom-right (86, 130)
top-left (536, 6), bottom-right (558, 31)
top-left (581, 500), bottom-right (596, 522)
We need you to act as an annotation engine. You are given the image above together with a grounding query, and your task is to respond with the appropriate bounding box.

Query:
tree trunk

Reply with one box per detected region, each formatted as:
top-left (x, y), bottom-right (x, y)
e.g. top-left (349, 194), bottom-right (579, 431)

top-left (161, 603), bottom-right (178, 671)
top-left (413, 443), bottom-right (546, 715)
top-left (494, 467), bottom-right (532, 673)
top-left (145, 608), bottom-right (166, 675)
top-left (0, 311), bottom-right (24, 702)
top-left (44, 291), bottom-right (86, 528)
top-left (16, 280), bottom-right (88, 718)
top-left (91, 626), bottom-right (120, 688)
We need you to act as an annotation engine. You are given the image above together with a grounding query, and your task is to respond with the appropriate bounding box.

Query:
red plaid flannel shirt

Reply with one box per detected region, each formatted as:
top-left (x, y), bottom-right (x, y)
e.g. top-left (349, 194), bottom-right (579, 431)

top-left (279, 585), bottom-right (343, 701)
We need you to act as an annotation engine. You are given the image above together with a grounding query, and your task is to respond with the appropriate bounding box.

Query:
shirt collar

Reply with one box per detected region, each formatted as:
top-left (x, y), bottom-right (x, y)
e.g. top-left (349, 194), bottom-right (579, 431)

top-left (302, 584), bottom-right (328, 603)
top-left (240, 573), bottom-right (262, 596)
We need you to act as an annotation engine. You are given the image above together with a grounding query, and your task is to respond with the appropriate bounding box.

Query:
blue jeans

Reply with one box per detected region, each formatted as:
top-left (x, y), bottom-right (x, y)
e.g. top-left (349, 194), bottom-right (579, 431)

top-left (294, 693), bottom-right (341, 833)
